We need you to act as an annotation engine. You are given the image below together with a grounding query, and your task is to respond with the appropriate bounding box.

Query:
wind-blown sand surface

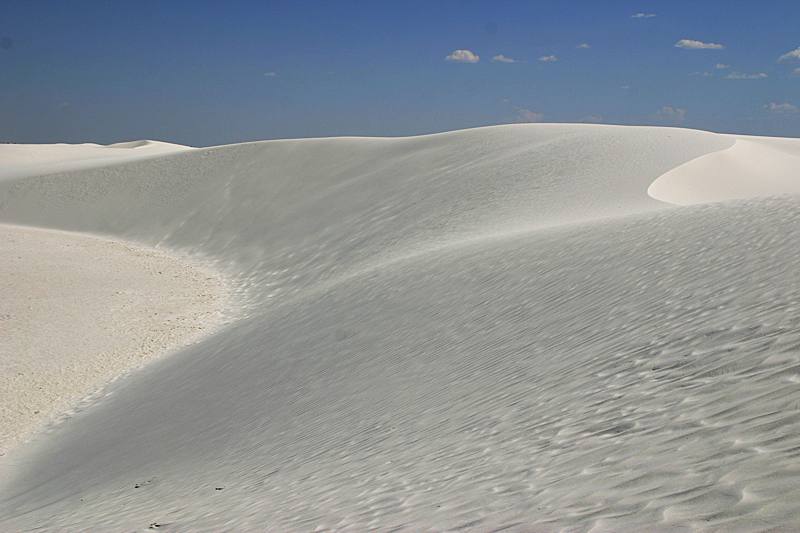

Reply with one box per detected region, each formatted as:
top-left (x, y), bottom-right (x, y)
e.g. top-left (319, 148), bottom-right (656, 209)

top-left (0, 139), bottom-right (194, 181)
top-left (0, 224), bottom-right (227, 456)
top-left (0, 124), bottom-right (799, 532)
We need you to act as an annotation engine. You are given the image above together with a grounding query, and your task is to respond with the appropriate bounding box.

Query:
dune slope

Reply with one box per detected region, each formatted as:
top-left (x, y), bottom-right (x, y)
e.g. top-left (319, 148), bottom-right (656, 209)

top-left (1, 124), bottom-right (800, 532)
top-left (0, 140), bottom-right (194, 181)
top-left (0, 224), bottom-right (227, 456)
top-left (649, 134), bottom-right (800, 204)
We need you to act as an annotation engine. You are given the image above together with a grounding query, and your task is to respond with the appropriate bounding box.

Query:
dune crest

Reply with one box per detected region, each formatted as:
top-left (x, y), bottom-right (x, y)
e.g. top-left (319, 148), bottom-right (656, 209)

top-left (105, 140), bottom-right (154, 149)
top-left (648, 135), bottom-right (800, 205)
top-left (0, 140), bottom-right (194, 181)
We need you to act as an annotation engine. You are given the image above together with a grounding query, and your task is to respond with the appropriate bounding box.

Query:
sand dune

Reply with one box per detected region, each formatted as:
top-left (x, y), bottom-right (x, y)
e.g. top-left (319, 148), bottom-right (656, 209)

top-left (649, 134), bottom-right (800, 205)
top-left (0, 140), bottom-right (193, 181)
top-left (1, 124), bottom-right (799, 532)
top-left (0, 224), bottom-right (228, 456)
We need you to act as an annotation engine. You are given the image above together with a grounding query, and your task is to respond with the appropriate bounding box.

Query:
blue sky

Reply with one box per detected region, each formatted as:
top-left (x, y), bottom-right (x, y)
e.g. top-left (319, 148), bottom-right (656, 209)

top-left (1, 1), bottom-right (798, 146)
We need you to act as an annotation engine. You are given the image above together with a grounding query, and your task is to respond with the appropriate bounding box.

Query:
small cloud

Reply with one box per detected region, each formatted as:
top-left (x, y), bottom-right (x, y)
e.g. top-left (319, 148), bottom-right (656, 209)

top-left (491, 55), bottom-right (517, 63)
top-left (690, 71), bottom-right (714, 76)
top-left (715, 63), bottom-right (729, 69)
top-left (791, 68), bottom-right (800, 78)
top-left (539, 55), bottom-right (557, 62)
top-left (674, 39), bottom-right (724, 50)
top-left (446, 49), bottom-right (479, 63)
top-left (631, 13), bottom-right (656, 18)
top-left (518, 109), bottom-right (544, 122)
top-left (652, 106), bottom-right (686, 122)
top-left (777, 47), bottom-right (800, 63)
top-left (621, 85), bottom-right (630, 89)
top-left (59, 102), bottom-right (70, 108)
top-left (505, 108), bottom-right (544, 123)
top-left (264, 72), bottom-right (278, 77)
top-left (725, 72), bottom-right (767, 79)
top-left (764, 103), bottom-right (799, 114)
top-left (576, 43), bottom-right (590, 49)
top-left (500, 99), bottom-right (510, 103)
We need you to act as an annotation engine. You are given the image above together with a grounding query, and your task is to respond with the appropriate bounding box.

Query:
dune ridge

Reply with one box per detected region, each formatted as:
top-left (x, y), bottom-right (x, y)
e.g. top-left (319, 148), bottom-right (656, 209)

top-left (1, 124), bottom-right (799, 532)
top-left (0, 139), bottom-right (194, 181)
top-left (648, 134), bottom-right (800, 205)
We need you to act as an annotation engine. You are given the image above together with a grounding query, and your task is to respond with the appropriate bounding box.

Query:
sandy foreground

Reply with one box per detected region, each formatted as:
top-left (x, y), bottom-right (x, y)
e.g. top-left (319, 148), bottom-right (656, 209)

top-left (0, 224), bottom-right (227, 456)
top-left (1, 124), bottom-right (799, 532)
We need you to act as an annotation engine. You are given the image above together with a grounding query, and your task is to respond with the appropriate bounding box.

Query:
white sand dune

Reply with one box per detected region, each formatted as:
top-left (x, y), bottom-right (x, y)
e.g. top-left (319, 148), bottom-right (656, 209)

top-left (0, 140), bottom-right (194, 181)
top-left (0, 124), bottom-right (799, 532)
top-left (649, 134), bottom-right (800, 205)
top-left (0, 224), bottom-right (227, 456)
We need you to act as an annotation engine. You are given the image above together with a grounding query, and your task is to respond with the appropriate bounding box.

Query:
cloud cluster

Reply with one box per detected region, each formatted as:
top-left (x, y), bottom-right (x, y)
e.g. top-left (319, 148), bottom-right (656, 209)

top-left (674, 39), bottom-right (724, 50)
top-left (653, 106), bottom-right (686, 121)
top-left (631, 13), bottom-right (656, 18)
top-left (791, 68), bottom-right (800, 78)
top-left (764, 103), bottom-right (799, 114)
top-left (778, 47), bottom-right (800, 63)
top-left (505, 108), bottom-right (544, 123)
top-left (539, 55), bottom-right (557, 62)
top-left (491, 55), bottom-right (516, 63)
top-left (725, 72), bottom-right (767, 79)
top-left (445, 50), bottom-right (479, 63)
top-left (516, 109), bottom-right (544, 122)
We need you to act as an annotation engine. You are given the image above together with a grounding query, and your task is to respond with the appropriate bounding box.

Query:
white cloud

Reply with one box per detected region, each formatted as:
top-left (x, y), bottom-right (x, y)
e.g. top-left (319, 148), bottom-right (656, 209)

top-left (631, 13), bottom-right (656, 18)
top-left (539, 55), bottom-right (557, 62)
top-left (576, 43), bottom-right (590, 49)
top-left (777, 47), bottom-right (800, 63)
top-left (491, 55), bottom-right (516, 63)
top-left (445, 50), bottom-right (479, 63)
top-left (725, 72), bottom-right (767, 79)
top-left (764, 103), bottom-right (799, 114)
top-left (517, 109), bottom-right (544, 122)
top-left (505, 108), bottom-right (544, 123)
top-left (621, 86), bottom-right (630, 89)
top-left (791, 68), bottom-right (800, 78)
top-left (652, 106), bottom-right (686, 122)
top-left (674, 39), bottom-right (724, 50)
top-left (715, 63), bottom-right (729, 69)
top-left (264, 72), bottom-right (278, 77)
top-left (690, 71), bottom-right (714, 76)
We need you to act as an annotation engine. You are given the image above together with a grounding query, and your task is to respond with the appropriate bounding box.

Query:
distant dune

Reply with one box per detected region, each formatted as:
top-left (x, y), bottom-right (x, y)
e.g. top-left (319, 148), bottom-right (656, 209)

top-left (0, 139), bottom-right (193, 180)
top-left (1, 124), bottom-right (799, 532)
top-left (649, 134), bottom-right (800, 204)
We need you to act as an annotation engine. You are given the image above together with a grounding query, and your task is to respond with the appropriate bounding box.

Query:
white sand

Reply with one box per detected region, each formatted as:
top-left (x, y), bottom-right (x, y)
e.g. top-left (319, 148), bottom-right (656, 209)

top-left (648, 134), bottom-right (800, 204)
top-left (0, 224), bottom-right (227, 456)
top-left (0, 140), bottom-right (194, 181)
top-left (0, 124), bottom-right (799, 532)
